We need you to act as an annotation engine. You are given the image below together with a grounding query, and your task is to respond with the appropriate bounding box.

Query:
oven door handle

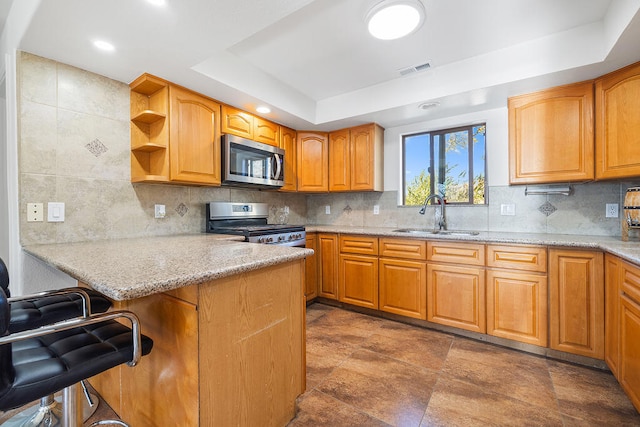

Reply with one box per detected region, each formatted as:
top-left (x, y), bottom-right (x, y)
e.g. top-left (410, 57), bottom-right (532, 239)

top-left (272, 153), bottom-right (281, 181)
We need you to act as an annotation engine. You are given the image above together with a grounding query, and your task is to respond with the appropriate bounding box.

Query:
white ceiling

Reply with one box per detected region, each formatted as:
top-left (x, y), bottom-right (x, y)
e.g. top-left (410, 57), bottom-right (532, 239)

top-left (7, 0), bottom-right (640, 130)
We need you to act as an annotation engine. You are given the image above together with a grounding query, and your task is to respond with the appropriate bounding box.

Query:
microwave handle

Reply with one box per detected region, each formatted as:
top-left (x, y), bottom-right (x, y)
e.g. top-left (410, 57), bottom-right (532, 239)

top-left (272, 153), bottom-right (281, 180)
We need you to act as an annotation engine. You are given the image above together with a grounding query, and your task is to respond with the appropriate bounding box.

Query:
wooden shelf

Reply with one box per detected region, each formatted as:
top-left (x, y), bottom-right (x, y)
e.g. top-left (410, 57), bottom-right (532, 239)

top-left (131, 174), bottom-right (170, 183)
top-left (132, 110), bottom-right (166, 125)
top-left (130, 74), bottom-right (167, 96)
top-left (131, 142), bottom-right (167, 152)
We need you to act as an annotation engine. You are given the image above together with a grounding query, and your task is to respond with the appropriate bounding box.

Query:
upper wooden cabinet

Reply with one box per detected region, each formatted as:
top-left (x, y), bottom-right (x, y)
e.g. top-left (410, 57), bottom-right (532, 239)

top-left (329, 124), bottom-right (384, 192)
top-left (221, 105), bottom-right (280, 147)
top-left (595, 62), bottom-right (640, 180)
top-left (279, 126), bottom-right (297, 192)
top-left (169, 85), bottom-right (221, 185)
top-left (297, 131), bottom-right (329, 192)
top-left (130, 74), bottom-right (221, 186)
top-left (508, 81), bottom-right (594, 184)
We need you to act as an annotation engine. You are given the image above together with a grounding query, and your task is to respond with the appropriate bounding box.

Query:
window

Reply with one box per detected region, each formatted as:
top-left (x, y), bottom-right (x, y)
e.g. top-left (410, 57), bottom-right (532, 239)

top-left (403, 124), bottom-right (486, 205)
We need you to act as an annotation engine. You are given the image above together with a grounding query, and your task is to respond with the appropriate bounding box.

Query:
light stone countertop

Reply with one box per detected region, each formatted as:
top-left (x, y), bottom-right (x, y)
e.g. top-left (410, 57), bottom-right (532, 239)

top-left (23, 234), bottom-right (313, 301)
top-left (305, 225), bottom-right (640, 265)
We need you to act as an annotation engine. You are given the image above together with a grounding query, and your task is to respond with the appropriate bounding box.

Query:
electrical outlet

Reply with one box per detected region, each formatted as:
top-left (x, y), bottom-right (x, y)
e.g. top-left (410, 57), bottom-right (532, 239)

top-left (325, 205), bottom-right (331, 215)
top-left (373, 205), bottom-right (380, 215)
top-left (155, 204), bottom-right (166, 219)
top-left (284, 206), bottom-right (289, 214)
top-left (27, 203), bottom-right (44, 222)
top-left (606, 203), bottom-right (619, 218)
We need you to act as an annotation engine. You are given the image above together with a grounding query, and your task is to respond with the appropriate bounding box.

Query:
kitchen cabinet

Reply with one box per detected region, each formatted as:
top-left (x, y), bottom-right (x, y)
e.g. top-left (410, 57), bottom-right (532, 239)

top-left (605, 254), bottom-right (621, 379)
top-left (620, 259), bottom-right (640, 411)
top-left (379, 238), bottom-right (427, 320)
top-left (317, 233), bottom-right (338, 299)
top-left (279, 126), bottom-right (297, 192)
top-left (338, 235), bottom-right (379, 309)
top-left (427, 241), bottom-right (486, 333)
top-left (221, 105), bottom-right (280, 146)
top-left (328, 123), bottom-right (384, 192)
top-left (486, 245), bottom-right (548, 347)
top-left (169, 85), bottom-right (222, 185)
top-left (297, 131), bottom-right (329, 192)
top-left (304, 233), bottom-right (318, 301)
top-left (130, 74), bottom-right (170, 183)
top-left (595, 61), bottom-right (640, 179)
top-left (549, 249), bottom-right (604, 359)
top-left (129, 73), bottom-right (221, 185)
top-left (508, 80), bottom-right (594, 184)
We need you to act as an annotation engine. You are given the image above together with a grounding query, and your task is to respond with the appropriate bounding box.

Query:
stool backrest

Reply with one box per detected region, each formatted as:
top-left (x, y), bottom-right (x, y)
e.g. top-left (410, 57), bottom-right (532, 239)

top-left (0, 258), bottom-right (9, 298)
top-left (0, 287), bottom-right (15, 398)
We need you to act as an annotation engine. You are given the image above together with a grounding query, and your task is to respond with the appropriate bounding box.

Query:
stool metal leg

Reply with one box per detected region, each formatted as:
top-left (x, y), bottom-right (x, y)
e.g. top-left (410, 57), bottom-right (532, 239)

top-left (61, 384), bottom-right (82, 427)
top-left (0, 394), bottom-right (62, 427)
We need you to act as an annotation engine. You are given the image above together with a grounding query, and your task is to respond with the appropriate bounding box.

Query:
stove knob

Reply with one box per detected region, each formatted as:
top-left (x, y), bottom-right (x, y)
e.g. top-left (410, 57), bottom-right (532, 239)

top-left (258, 237), bottom-right (265, 243)
top-left (278, 236), bottom-right (285, 242)
top-left (267, 237), bottom-right (273, 243)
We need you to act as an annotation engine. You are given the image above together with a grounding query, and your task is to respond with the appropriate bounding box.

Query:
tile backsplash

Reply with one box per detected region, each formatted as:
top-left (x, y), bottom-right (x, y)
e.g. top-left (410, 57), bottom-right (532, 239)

top-left (17, 51), bottom-right (639, 246)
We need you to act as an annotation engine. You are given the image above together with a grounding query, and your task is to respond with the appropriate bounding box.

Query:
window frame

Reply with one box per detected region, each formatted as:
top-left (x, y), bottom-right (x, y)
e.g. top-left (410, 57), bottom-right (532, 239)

top-left (401, 123), bottom-right (487, 206)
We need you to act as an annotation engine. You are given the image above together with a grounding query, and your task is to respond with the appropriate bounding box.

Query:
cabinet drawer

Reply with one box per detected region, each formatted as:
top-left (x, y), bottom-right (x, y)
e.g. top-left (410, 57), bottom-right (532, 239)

top-left (427, 241), bottom-right (485, 266)
top-left (622, 260), bottom-right (640, 305)
top-left (379, 238), bottom-right (427, 260)
top-left (487, 245), bottom-right (547, 273)
top-left (339, 235), bottom-right (378, 255)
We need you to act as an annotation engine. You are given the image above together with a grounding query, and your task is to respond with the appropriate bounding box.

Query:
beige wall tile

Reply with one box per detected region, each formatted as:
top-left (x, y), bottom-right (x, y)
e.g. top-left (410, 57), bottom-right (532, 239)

top-left (19, 52), bottom-right (57, 106)
top-left (19, 101), bottom-right (57, 174)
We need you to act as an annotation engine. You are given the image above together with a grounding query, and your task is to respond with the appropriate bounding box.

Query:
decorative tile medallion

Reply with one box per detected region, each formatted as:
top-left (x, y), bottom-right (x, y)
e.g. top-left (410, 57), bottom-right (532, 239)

top-left (85, 138), bottom-right (108, 157)
top-left (175, 203), bottom-right (188, 217)
top-left (538, 201), bottom-right (557, 217)
top-left (343, 205), bottom-right (353, 214)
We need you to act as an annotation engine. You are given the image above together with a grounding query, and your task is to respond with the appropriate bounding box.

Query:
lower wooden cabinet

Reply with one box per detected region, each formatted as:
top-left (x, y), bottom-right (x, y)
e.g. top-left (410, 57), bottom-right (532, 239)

top-left (304, 233), bottom-right (318, 301)
top-left (339, 253), bottom-right (378, 309)
top-left (317, 233), bottom-right (338, 299)
top-left (427, 263), bottom-right (486, 333)
top-left (379, 258), bottom-right (426, 319)
top-left (620, 294), bottom-right (640, 410)
top-left (605, 254), bottom-right (622, 378)
top-left (486, 270), bottom-right (547, 346)
top-left (549, 249), bottom-right (604, 359)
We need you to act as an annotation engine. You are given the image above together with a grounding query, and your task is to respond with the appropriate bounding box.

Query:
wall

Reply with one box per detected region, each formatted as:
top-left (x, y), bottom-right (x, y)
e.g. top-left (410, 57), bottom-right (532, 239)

top-left (17, 52), bottom-right (306, 292)
top-left (306, 108), bottom-right (640, 237)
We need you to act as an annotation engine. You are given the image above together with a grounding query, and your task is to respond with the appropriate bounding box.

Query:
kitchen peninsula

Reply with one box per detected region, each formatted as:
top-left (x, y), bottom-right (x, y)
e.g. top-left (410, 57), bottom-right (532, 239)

top-left (24, 234), bottom-right (313, 427)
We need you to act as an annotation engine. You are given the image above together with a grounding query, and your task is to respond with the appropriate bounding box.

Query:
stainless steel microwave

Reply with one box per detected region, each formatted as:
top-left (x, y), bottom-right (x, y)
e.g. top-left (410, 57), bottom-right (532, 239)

top-left (222, 134), bottom-right (284, 189)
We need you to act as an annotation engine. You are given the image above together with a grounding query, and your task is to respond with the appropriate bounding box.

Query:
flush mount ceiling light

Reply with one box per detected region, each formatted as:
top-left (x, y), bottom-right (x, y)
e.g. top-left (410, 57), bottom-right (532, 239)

top-left (366, 0), bottom-right (425, 40)
top-left (93, 40), bottom-right (115, 52)
top-left (418, 101), bottom-right (439, 110)
top-left (256, 106), bottom-right (271, 114)
top-left (146, 0), bottom-right (167, 6)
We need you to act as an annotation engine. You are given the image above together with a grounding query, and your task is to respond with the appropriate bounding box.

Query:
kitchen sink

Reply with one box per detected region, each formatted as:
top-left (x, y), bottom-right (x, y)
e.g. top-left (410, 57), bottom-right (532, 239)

top-left (392, 229), bottom-right (479, 236)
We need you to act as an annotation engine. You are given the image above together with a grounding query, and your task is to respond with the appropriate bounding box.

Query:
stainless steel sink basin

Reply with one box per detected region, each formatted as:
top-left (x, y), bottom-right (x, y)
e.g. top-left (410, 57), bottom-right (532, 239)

top-left (392, 229), bottom-right (479, 236)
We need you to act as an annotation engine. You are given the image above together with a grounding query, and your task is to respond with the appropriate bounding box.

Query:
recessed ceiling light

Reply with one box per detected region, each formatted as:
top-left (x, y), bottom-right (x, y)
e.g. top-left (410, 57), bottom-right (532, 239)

top-left (366, 0), bottom-right (425, 40)
top-left (146, 0), bottom-right (167, 6)
top-left (93, 40), bottom-right (115, 52)
top-left (256, 106), bottom-right (271, 114)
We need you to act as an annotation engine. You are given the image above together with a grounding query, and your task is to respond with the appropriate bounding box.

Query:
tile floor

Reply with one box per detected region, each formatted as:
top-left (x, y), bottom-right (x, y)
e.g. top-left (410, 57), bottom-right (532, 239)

top-left (288, 303), bottom-right (640, 427)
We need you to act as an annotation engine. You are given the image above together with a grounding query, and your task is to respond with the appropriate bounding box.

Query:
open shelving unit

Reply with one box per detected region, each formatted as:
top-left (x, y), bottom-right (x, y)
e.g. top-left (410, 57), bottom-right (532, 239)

top-left (130, 74), bottom-right (170, 183)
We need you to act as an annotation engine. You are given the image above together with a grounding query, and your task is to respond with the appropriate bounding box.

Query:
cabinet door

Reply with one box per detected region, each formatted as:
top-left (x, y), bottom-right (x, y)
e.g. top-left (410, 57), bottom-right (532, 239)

top-left (329, 128), bottom-right (350, 192)
top-left (305, 233), bottom-right (318, 300)
top-left (595, 62), bottom-right (640, 179)
top-left (279, 126), bottom-right (297, 192)
top-left (221, 105), bottom-right (253, 139)
top-left (620, 294), bottom-right (640, 412)
top-left (508, 81), bottom-right (594, 184)
top-left (317, 233), bottom-right (338, 299)
top-left (427, 263), bottom-right (486, 333)
top-left (549, 249), bottom-right (604, 359)
top-left (605, 254), bottom-right (621, 378)
top-left (169, 86), bottom-right (221, 184)
top-left (379, 258), bottom-right (427, 320)
top-left (297, 132), bottom-right (329, 192)
top-left (254, 117), bottom-right (279, 146)
top-left (486, 269), bottom-right (547, 346)
top-left (339, 254), bottom-right (378, 309)
top-left (350, 124), bottom-right (382, 191)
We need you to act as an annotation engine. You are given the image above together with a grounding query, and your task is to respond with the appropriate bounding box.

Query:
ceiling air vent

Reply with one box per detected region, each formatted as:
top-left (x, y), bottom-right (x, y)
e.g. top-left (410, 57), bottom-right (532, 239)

top-left (398, 61), bottom-right (431, 76)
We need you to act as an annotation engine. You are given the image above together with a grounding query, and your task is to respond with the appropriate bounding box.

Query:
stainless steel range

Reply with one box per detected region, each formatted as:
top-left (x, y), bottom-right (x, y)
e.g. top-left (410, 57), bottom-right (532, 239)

top-left (206, 202), bottom-right (305, 247)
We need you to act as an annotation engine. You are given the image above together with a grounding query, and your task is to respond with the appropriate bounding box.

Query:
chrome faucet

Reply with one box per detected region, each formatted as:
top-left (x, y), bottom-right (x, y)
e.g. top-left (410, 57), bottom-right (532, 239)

top-left (419, 194), bottom-right (447, 230)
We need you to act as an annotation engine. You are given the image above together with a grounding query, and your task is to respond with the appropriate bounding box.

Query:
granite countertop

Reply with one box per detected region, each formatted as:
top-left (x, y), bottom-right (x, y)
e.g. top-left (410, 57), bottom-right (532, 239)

top-left (23, 234), bottom-right (313, 301)
top-left (305, 225), bottom-right (640, 265)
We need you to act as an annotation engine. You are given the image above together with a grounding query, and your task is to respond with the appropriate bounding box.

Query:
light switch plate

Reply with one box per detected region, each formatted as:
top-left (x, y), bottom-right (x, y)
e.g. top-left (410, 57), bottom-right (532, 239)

top-left (500, 203), bottom-right (516, 216)
top-left (155, 204), bottom-right (166, 219)
top-left (373, 205), bottom-right (380, 215)
top-left (325, 205), bottom-right (331, 215)
top-left (47, 202), bottom-right (65, 222)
